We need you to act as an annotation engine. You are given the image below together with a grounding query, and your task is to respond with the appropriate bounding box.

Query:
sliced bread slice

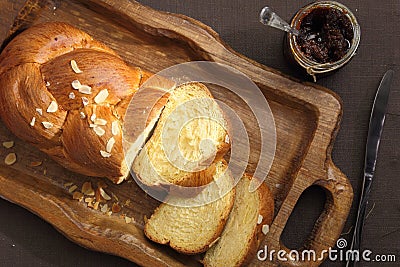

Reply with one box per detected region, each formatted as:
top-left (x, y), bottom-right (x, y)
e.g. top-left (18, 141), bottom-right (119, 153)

top-left (203, 174), bottom-right (274, 267)
top-left (144, 160), bottom-right (235, 254)
top-left (133, 82), bottom-right (230, 188)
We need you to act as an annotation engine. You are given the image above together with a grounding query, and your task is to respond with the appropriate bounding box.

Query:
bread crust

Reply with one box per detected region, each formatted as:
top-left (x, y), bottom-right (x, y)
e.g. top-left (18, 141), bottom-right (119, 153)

top-left (0, 22), bottom-right (167, 183)
top-left (203, 174), bottom-right (275, 267)
top-left (144, 160), bottom-right (235, 254)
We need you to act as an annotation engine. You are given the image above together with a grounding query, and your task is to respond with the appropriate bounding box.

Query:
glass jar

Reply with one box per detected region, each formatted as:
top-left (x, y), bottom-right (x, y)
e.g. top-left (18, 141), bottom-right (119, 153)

top-left (284, 1), bottom-right (361, 81)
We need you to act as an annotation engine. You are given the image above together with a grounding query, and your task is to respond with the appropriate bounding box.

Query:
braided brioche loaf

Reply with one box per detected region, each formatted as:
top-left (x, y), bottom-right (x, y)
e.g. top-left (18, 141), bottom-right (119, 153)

top-left (0, 22), bottom-right (167, 183)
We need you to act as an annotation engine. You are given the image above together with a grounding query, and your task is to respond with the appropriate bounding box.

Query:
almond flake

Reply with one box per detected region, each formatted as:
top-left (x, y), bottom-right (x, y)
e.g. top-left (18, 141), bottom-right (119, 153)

top-left (124, 216), bottom-right (132, 224)
top-left (89, 124), bottom-right (97, 128)
top-left (90, 113), bottom-right (96, 122)
top-left (106, 137), bottom-right (115, 153)
top-left (93, 201), bottom-right (100, 210)
top-left (68, 185), bottom-right (78, 193)
top-left (94, 118), bottom-right (107, 126)
top-left (262, 224), bottom-right (270, 235)
top-left (100, 150), bottom-right (111, 158)
top-left (70, 60), bottom-right (83, 74)
top-left (79, 85), bottom-right (92, 94)
top-left (94, 89), bottom-right (109, 104)
top-left (2, 141), bottom-right (14, 149)
top-left (99, 187), bottom-right (111, 200)
top-left (100, 203), bottom-right (108, 213)
top-left (4, 153), bottom-right (16, 165)
top-left (82, 182), bottom-right (95, 196)
top-left (42, 121), bottom-right (53, 129)
top-left (30, 161), bottom-right (42, 167)
top-left (111, 121), bottom-right (119, 136)
top-left (36, 108), bottom-right (43, 116)
top-left (45, 81), bottom-right (50, 87)
top-left (30, 117), bottom-right (36, 127)
top-left (72, 80), bottom-right (81, 89)
top-left (111, 193), bottom-right (119, 201)
top-left (84, 197), bottom-right (94, 203)
top-left (225, 134), bottom-right (230, 143)
top-left (47, 101), bottom-right (58, 113)
top-left (93, 126), bottom-right (105, 136)
top-left (69, 92), bottom-right (75, 99)
top-left (72, 191), bottom-right (84, 201)
top-left (64, 182), bottom-right (73, 187)
top-left (257, 214), bottom-right (263, 225)
top-left (82, 97), bottom-right (89, 106)
top-left (80, 112), bottom-right (86, 119)
top-left (208, 237), bottom-right (220, 248)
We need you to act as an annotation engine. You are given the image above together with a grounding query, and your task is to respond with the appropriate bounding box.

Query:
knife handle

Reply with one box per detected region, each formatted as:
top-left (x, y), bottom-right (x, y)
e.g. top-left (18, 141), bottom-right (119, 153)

top-left (346, 173), bottom-right (373, 267)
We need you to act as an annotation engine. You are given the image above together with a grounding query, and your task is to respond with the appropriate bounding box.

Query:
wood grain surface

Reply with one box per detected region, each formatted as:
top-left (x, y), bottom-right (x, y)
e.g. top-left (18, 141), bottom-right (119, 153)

top-left (0, 0), bottom-right (396, 267)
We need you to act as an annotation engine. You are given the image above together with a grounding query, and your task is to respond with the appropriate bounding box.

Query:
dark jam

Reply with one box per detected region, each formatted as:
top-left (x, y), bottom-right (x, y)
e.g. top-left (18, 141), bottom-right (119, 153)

top-left (296, 7), bottom-right (354, 63)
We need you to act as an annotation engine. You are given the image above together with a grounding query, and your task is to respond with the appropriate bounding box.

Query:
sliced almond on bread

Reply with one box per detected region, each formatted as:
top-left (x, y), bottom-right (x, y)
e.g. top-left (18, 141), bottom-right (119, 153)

top-left (203, 174), bottom-right (274, 267)
top-left (144, 160), bottom-right (235, 254)
top-left (133, 82), bottom-right (230, 188)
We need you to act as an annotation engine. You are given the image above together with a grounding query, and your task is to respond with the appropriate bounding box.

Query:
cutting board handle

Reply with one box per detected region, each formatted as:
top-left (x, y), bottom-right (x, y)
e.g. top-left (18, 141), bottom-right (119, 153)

top-left (277, 161), bottom-right (353, 267)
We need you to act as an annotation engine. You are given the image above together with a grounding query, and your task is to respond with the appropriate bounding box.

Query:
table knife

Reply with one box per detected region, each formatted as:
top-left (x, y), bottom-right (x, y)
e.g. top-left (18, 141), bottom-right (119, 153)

top-left (346, 70), bottom-right (394, 266)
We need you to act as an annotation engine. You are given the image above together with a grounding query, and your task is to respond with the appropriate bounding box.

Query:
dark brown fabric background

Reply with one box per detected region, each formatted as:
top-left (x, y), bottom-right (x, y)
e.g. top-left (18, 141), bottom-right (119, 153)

top-left (0, 0), bottom-right (399, 266)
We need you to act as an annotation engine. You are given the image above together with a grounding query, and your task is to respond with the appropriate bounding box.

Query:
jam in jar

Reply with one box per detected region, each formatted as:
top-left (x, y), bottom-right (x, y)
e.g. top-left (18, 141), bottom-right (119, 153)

top-left (285, 1), bottom-right (360, 80)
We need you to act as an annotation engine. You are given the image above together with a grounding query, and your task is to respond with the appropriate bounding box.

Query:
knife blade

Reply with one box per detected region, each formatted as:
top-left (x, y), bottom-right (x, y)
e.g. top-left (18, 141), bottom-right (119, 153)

top-left (346, 70), bottom-right (394, 266)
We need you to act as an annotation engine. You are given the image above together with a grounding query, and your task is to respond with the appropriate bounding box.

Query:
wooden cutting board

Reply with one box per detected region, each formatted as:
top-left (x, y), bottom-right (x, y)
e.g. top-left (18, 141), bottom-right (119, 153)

top-left (0, 0), bottom-right (353, 266)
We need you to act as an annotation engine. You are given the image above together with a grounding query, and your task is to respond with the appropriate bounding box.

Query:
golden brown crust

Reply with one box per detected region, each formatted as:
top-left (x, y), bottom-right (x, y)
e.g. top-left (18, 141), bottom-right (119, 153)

top-left (144, 160), bottom-right (235, 254)
top-left (0, 22), bottom-right (166, 183)
top-left (241, 175), bottom-right (274, 266)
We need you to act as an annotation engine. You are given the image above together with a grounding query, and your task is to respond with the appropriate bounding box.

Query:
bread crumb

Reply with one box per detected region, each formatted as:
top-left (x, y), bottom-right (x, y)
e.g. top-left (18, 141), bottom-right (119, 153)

top-left (124, 216), bottom-right (132, 224)
top-left (30, 161), bottom-right (42, 167)
top-left (4, 153), bottom-right (16, 165)
top-left (257, 214), bottom-right (263, 225)
top-left (69, 92), bottom-right (75, 99)
top-left (72, 191), bottom-right (84, 201)
top-left (100, 203), bottom-right (108, 213)
top-left (112, 203), bottom-right (121, 213)
top-left (2, 141), bottom-right (14, 149)
top-left (262, 224), bottom-right (270, 235)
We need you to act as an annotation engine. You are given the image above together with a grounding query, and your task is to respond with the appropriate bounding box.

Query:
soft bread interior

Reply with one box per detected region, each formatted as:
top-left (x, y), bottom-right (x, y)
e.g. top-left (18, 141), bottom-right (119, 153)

top-left (133, 82), bottom-right (229, 187)
top-left (144, 161), bottom-right (235, 254)
top-left (203, 175), bottom-right (274, 266)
